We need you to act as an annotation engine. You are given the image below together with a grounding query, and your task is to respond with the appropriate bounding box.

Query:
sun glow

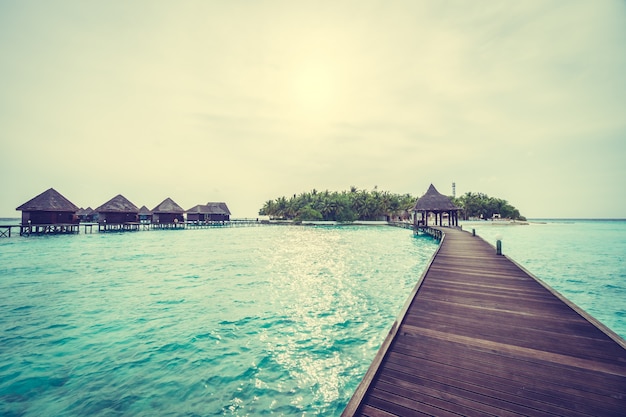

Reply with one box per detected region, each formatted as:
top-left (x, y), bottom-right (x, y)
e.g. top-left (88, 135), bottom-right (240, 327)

top-left (286, 56), bottom-right (346, 125)
top-left (292, 63), bottom-right (336, 113)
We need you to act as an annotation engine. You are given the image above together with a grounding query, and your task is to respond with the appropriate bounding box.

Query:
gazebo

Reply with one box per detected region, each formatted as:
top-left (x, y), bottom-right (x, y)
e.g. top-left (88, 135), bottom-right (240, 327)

top-left (413, 184), bottom-right (461, 227)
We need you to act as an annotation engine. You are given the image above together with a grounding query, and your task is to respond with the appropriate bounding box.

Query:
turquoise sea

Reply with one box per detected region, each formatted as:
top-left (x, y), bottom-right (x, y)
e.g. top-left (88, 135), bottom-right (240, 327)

top-left (0, 225), bottom-right (437, 416)
top-left (0, 220), bottom-right (624, 416)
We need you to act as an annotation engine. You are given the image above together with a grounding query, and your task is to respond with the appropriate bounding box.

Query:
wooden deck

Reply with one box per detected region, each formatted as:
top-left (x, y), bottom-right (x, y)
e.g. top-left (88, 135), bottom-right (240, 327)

top-left (343, 227), bottom-right (626, 417)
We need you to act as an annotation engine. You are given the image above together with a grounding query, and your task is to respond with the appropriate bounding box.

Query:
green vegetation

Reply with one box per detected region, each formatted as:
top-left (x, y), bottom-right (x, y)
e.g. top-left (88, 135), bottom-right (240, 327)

top-left (453, 192), bottom-right (526, 221)
top-left (259, 187), bottom-right (416, 222)
top-left (259, 187), bottom-right (526, 222)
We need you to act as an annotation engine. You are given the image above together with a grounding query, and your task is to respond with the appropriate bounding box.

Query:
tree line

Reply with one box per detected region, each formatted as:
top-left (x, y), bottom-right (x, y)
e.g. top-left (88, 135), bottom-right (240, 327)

top-left (453, 192), bottom-right (526, 221)
top-left (259, 187), bottom-right (416, 222)
top-left (259, 187), bottom-right (525, 222)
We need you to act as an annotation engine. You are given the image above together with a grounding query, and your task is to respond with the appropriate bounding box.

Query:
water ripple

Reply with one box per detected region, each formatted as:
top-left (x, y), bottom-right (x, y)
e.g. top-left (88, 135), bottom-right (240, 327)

top-left (0, 226), bottom-right (436, 416)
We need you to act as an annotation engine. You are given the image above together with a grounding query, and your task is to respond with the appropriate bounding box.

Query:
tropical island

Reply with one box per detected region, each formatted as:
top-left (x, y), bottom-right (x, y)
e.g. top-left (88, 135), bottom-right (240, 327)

top-left (259, 187), bottom-right (526, 222)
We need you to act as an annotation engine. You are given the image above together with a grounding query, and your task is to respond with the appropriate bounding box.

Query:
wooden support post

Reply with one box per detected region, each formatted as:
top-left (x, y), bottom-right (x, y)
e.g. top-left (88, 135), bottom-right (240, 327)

top-left (0, 226), bottom-right (11, 238)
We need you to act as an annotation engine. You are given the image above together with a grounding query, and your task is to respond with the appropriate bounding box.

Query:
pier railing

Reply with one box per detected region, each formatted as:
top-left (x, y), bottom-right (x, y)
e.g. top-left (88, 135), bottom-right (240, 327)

top-left (386, 221), bottom-right (443, 240)
top-left (0, 219), bottom-right (265, 237)
top-left (4, 219), bottom-right (446, 238)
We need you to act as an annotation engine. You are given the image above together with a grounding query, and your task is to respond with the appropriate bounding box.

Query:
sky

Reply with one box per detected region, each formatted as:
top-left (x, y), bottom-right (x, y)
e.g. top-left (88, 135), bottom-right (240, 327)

top-left (1, 1), bottom-right (625, 219)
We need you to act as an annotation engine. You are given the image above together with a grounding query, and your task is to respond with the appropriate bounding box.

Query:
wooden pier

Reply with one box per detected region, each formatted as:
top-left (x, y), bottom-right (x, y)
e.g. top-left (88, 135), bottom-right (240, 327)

top-left (0, 219), bottom-right (264, 237)
top-left (19, 223), bottom-right (80, 236)
top-left (98, 222), bottom-right (141, 232)
top-left (343, 226), bottom-right (626, 417)
top-left (0, 225), bottom-right (14, 238)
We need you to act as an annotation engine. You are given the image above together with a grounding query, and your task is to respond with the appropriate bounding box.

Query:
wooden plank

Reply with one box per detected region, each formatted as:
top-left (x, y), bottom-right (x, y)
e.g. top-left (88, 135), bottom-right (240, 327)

top-left (368, 387), bottom-right (468, 417)
top-left (359, 404), bottom-right (405, 417)
top-left (382, 357), bottom-right (599, 417)
top-left (403, 297), bottom-right (602, 330)
top-left (389, 339), bottom-right (626, 409)
top-left (377, 369), bottom-right (575, 417)
top-left (401, 315), bottom-right (625, 362)
top-left (343, 227), bottom-right (626, 417)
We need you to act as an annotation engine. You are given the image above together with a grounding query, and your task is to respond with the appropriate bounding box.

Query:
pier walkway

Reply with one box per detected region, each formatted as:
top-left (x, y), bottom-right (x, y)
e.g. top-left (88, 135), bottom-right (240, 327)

top-left (343, 227), bottom-right (626, 416)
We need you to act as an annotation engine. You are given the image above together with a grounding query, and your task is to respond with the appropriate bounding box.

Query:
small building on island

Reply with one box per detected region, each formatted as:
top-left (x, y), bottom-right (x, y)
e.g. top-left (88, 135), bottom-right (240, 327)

top-left (95, 194), bottom-right (140, 231)
top-left (413, 184), bottom-right (461, 227)
top-left (186, 202), bottom-right (231, 223)
top-left (151, 198), bottom-right (185, 227)
top-left (15, 188), bottom-right (80, 235)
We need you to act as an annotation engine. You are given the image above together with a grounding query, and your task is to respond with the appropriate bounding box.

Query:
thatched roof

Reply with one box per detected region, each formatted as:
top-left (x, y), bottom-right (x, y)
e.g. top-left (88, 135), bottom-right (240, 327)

top-left (206, 202), bottom-right (231, 215)
top-left (16, 188), bottom-right (79, 212)
top-left (186, 202), bottom-right (231, 215)
top-left (138, 205), bottom-right (152, 215)
top-left (152, 198), bottom-right (184, 213)
top-left (76, 207), bottom-right (94, 216)
top-left (413, 184), bottom-right (460, 211)
top-left (186, 204), bottom-right (207, 214)
top-left (95, 194), bottom-right (139, 213)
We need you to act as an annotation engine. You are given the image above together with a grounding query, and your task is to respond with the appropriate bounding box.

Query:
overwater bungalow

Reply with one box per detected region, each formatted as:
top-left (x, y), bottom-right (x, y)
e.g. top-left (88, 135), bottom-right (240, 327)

top-left (413, 184), bottom-right (461, 227)
top-left (15, 188), bottom-right (80, 235)
top-left (95, 194), bottom-right (139, 231)
top-left (186, 202), bottom-right (231, 222)
top-left (206, 202), bottom-right (231, 221)
top-left (151, 198), bottom-right (184, 226)
top-left (76, 207), bottom-right (96, 223)
top-left (138, 205), bottom-right (153, 224)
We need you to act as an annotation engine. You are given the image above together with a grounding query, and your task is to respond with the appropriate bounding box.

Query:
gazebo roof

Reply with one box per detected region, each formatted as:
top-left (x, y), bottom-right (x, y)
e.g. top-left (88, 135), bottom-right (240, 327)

top-left (152, 198), bottom-right (184, 213)
top-left (16, 188), bottom-right (79, 212)
top-left (95, 194), bottom-right (139, 213)
top-left (413, 184), bottom-right (460, 212)
top-left (138, 205), bottom-right (152, 215)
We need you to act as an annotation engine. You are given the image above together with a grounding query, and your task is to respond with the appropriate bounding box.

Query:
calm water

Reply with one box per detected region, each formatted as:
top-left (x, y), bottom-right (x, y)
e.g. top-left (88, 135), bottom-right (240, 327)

top-left (1, 221), bottom-right (624, 416)
top-left (0, 225), bottom-right (437, 416)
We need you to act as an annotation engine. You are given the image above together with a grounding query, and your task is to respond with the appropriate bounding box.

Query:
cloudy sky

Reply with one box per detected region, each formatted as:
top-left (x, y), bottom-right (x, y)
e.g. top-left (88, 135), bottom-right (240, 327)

top-left (1, 1), bottom-right (625, 218)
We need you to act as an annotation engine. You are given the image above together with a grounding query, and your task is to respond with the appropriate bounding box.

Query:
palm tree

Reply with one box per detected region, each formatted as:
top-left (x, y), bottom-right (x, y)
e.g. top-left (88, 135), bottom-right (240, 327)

top-left (275, 196), bottom-right (288, 219)
top-left (259, 200), bottom-right (276, 217)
